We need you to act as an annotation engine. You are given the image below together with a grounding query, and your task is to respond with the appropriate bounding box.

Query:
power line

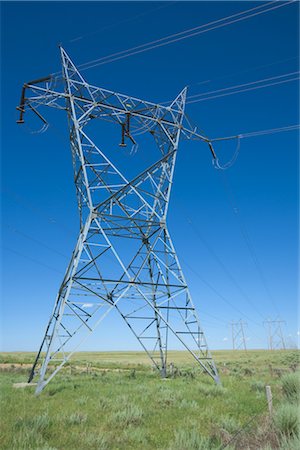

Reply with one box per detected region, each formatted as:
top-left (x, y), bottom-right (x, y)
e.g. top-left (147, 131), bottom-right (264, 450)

top-left (180, 256), bottom-right (261, 327)
top-left (2, 188), bottom-right (74, 235)
top-left (180, 211), bottom-right (266, 320)
top-left (57, 1), bottom-right (294, 73)
top-left (187, 75), bottom-right (299, 104)
top-left (158, 66), bottom-right (299, 105)
top-left (217, 171), bottom-right (282, 318)
top-left (2, 246), bottom-right (64, 275)
top-left (210, 124), bottom-right (300, 142)
top-left (187, 71), bottom-right (300, 101)
top-left (68, 1), bottom-right (178, 43)
top-left (209, 124), bottom-right (299, 168)
top-left (187, 55), bottom-right (299, 91)
top-left (4, 224), bottom-right (69, 259)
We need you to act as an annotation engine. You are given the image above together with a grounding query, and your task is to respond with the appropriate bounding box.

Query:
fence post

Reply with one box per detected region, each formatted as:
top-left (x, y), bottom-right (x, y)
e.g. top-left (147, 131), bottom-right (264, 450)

top-left (265, 385), bottom-right (273, 415)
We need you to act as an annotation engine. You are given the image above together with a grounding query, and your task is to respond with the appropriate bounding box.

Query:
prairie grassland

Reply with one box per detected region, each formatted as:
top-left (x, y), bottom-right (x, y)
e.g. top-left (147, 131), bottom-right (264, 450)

top-left (0, 350), bottom-right (299, 450)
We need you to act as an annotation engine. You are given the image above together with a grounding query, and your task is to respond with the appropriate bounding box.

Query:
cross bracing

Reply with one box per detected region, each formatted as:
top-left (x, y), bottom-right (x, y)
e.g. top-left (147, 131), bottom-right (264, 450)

top-left (17, 47), bottom-right (220, 393)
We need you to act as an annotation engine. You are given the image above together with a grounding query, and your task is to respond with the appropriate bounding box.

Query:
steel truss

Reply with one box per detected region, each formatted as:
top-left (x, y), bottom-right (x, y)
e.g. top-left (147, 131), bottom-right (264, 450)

top-left (231, 320), bottom-right (247, 351)
top-left (264, 319), bottom-right (286, 350)
top-left (17, 47), bottom-right (220, 393)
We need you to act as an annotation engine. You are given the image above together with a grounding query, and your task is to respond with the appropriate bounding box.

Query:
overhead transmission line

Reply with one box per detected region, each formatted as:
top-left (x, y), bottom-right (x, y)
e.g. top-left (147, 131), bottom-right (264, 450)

top-left (172, 196), bottom-right (266, 321)
top-left (217, 171), bottom-right (282, 319)
top-left (187, 73), bottom-right (300, 104)
top-left (187, 71), bottom-right (300, 102)
top-left (209, 123), bottom-right (299, 169)
top-left (52, 0), bottom-right (295, 75)
top-left (184, 215), bottom-right (266, 321)
top-left (4, 224), bottom-right (69, 259)
top-left (1, 246), bottom-right (64, 275)
top-left (210, 124), bottom-right (300, 142)
top-left (68, 1), bottom-right (178, 43)
top-left (180, 256), bottom-right (261, 327)
top-left (189, 55), bottom-right (299, 90)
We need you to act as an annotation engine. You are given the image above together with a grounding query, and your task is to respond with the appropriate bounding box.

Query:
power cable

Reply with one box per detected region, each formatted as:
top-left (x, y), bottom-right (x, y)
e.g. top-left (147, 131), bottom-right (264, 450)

top-left (211, 124), bottom-right (300, 142)
top-left (187, 75), bottom-right (299, 104)
top-left (4, 224), bottom-right (69, 259)
top-left (2, 188), bottom-right (74, 235)
top-left (52, 1), bottom-right (294, 74)
top-left (180, 255), bottom-right (261, 327)
top-left (217, 171), bottom-right (282, 318)
top-left (187, 71), bottom-right (300, 101)
top-left (1, 246), bottom-right (64, 275)
top-left (183, 214), bottom-right (266, 320)
top-left (68, 1), bottom-right (179, 43)
top-left (173, 199), bottom-right (266, 330)
top-left (199, 309), bottom-right (229, 325)
top-left (187, 55), bottom-right (299, 91)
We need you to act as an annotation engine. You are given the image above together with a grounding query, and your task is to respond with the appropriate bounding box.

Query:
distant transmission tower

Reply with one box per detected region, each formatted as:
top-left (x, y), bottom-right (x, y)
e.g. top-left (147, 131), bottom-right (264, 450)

top-left (17, 47), bottom-right (221, 394)
top-left (264, 319), bottom-right (286, 350)
top-left (231, 320), bottom-right (247, 351)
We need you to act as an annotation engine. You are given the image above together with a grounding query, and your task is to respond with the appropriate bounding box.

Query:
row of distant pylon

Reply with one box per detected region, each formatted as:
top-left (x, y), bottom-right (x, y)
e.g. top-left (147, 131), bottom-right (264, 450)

top-left (230, 319), bottom-right (287, 351)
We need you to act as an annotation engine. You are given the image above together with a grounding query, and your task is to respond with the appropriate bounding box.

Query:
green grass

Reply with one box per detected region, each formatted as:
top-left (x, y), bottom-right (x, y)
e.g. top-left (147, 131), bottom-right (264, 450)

top-left (281, 372), bottom-right (300, 402)
top-left (273, 403), bottom-right (300, 438)
top-left (0, 349), bottom-right (299, 449)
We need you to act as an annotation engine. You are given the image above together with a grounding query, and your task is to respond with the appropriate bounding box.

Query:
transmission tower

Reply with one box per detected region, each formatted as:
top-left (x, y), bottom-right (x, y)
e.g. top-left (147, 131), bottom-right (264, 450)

top-left (17, 47), bottom-right (221, 394)
top-left (264, 319), bottom-right (286, 350)
top-left (231, 320), bottom-right (247, 351)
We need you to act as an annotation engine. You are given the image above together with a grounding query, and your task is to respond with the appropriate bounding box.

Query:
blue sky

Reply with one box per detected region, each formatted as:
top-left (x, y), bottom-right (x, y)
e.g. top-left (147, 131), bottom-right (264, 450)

top-left (1, 1), bottom-right (299, 352)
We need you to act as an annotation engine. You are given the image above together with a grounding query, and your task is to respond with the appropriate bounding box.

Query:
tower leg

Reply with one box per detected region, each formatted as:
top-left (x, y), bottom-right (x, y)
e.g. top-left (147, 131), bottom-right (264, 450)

top-left (34, 216), bottom-right (92, 393)
top-left (31, 214), bottom-right (126, 394)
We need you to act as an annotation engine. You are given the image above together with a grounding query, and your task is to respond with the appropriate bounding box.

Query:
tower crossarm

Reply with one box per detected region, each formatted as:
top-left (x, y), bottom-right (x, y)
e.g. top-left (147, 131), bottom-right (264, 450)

top-left (17, 83), bottom-right (210, 139)
top-left (17, 54), bottom-right (213, 152)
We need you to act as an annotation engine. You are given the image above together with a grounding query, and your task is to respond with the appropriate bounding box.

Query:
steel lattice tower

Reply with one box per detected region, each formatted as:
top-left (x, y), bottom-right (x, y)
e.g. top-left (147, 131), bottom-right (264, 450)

top-left (264, 319), bottom-right (286, 350)
top-left (231, 320), bottom-right (247, 351)
top-left (17, 47), bottom-right (220, 393)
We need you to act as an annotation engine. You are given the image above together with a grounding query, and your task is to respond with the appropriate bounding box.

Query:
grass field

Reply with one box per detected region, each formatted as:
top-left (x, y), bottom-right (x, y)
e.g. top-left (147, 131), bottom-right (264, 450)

top-left (0, 350), bottom-right (299, 449)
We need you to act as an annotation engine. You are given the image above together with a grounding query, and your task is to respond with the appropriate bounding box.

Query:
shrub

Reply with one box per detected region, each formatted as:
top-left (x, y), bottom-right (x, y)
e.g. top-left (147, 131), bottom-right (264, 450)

top-left (280, 433), bottom-right (300, 450)
top-left (84, 433), bottom-right (108, 449)
top-left (13, 414), bottom-right (52, 449)
top-left (169, 429), bottom-right (228, 450)
top-left (281, 373), bottom-right (300, 402)
top-left (46, 384), bottom-right (65, 396)
top-left (14, 413), bottom-right (51, 434)
top-left (76, 395), bottom-right (88, 406)
top-left (178, 398), bottom-right (198, 409)
top-left (251, 380), bottom-right (266, 393)
top-left (198, 383), bottom-right (226, 397)
top-left (12, 429), bottom-right (45, 449)
top-left (98, 397), bottom-right (112, 411)
top-left (123, 427), bottom-right (148, 445)
top-left (218, 415), bottom-right (241, 434)
top-left (273, 403), bottom-right (300, 437)
top-left (66, 412), bottom-right (88, 425)
top-left (112, 404), bottom-right (143, 426)
top-left (157, 391), bottom-right (178, 406)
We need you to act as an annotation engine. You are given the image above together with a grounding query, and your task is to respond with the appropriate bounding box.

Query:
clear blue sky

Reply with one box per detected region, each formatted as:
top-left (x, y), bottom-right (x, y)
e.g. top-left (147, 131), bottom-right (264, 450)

top-left (1, 1), bottom-right (299, 352)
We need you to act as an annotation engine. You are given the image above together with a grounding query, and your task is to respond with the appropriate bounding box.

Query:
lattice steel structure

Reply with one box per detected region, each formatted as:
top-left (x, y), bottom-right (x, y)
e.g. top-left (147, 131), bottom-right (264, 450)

top-left (264, 319), bottom-right (286, 350)
top-left (17, 47), bottom-right (220, 393)
top-left (231, 320), bottom-right (248, 351)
